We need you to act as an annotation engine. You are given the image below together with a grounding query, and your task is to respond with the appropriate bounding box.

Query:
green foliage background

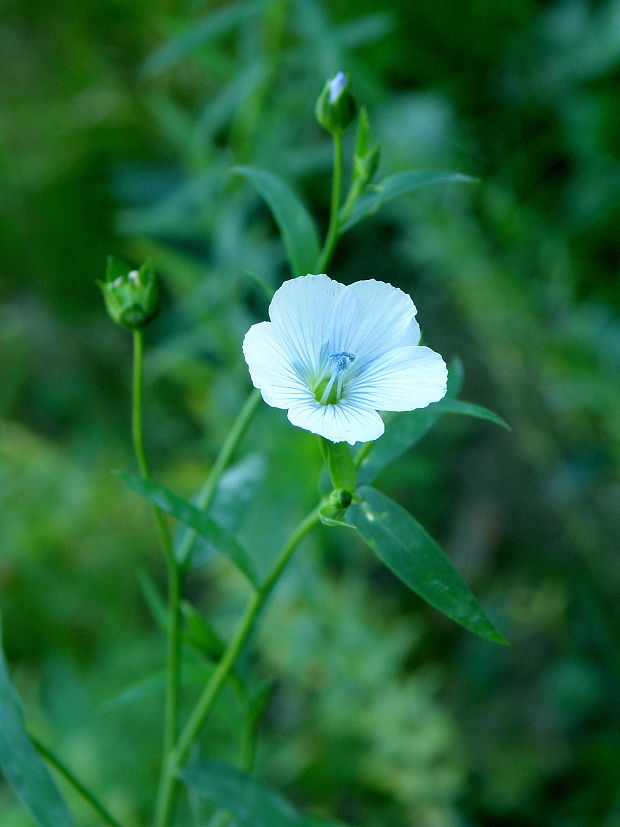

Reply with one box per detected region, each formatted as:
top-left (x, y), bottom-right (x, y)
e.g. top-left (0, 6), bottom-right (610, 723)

top-left (1, 0), bottom-right (619, 824)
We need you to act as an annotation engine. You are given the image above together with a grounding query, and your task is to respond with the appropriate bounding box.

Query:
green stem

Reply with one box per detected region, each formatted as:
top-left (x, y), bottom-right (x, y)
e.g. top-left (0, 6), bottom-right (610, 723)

top-left (31, 735), bottom-right (122, 827)
top-left (176, 388), bottom-right (262, 568)
top-left (154, 507), bottom-right (320, 827)
top-left (132, 330), bottom-right (181, 810)
top-left (317, 131), bottom-right (343, 272)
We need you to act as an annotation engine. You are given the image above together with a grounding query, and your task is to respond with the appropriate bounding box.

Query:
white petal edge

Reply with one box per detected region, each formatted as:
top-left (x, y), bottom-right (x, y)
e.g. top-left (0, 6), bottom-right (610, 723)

top-left (347, 345), bottom-right (447, 412)
top-left (287, 400), bottom-right (384, 445)
top-left (268, 274), bottom-right (345, 376)
top-left (242, 321), bottom-right (313, 410)
top-left (327, 279), bottom-right (421, 366)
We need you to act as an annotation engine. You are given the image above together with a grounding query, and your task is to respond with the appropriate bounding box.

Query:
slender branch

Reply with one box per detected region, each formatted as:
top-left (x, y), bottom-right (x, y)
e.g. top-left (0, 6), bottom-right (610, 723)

top-left (132, 330), bottom-right (181, 808)
top-left (31, 734), bottom-right (122, 827)
top-left (153, 507), bottom-right (320, 827)
top-left (317, 131), bottom-right (343, 273)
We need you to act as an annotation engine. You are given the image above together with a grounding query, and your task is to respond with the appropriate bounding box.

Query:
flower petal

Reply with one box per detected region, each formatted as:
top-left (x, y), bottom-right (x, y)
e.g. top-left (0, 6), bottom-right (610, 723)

top-left (269, 274), bottom-right (345, 376)
top-left (328, 279), bottom-right (421, 366)
top-left (287, 399), bottom-right (384, 444)
top-left (347, 345), bottom-right (447, 412)
top-left (242, 321), bottom-right (313, 409)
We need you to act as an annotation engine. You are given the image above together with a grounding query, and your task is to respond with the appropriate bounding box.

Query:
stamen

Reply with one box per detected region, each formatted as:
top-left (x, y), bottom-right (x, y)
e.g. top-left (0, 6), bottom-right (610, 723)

top-left (329, 351), bottom-right (355, 372)
top-left (317, 351), bottom-right (356, 404)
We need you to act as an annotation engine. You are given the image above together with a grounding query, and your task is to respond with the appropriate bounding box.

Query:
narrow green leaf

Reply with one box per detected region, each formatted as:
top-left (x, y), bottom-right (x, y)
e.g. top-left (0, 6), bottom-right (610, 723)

top-left (181, 601), bottom-right (226, 662)
top-left (356, 366), bottom-right (508, 485)
top-left (141, 0), bottom-right (267, 77)
top-left (347, 487), bottom-right (506, 643)
top-left (0, 625), bottom-right (75, 827)
top-left (117, 473), bottom-right (259, 587)
top-left (181, 760), bottom-right (351, 827)
top-left (102, 662), bottom-right (213, 713)
top-left (340, 169), bottom-right (478, 232)
top-left (356, 404), bottom-right (444, 485)
top-left (318, 505), bottom-right (356, 530)
top-left (209, 453), bottom-right (267, 534)
top-left (432, 398), bottom-right (510, 430)
top-left (233, 166), bottom-right (320, 276)
top-left (181, 760), bottom-right (300, 827)
top-left (177, 453), bottom-right (266, 568)
top-left (137, 574), bottom-right (225, 663)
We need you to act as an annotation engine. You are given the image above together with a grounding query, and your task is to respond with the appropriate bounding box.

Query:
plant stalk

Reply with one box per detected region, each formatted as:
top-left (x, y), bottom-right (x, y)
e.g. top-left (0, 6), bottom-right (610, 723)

top-left (317, 131), bottom-right (343, 272)
top-left (153, 507), bottom-right (320, 827)
top-left (132, 330), bottom-right (181, 811)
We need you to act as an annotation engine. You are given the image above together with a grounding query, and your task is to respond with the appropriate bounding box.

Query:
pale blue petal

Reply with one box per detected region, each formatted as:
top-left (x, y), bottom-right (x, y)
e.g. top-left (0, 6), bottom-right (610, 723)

top-left (269, 274), bottom-right (345, 376)
top-left (287, 399), bottom-right (384, 444)
top-left (242, 321), bottom-right (313, 409)
top-left (347, 345), bottom-right (447, 412)
top-left (327, 279), bottom-right (421, 367)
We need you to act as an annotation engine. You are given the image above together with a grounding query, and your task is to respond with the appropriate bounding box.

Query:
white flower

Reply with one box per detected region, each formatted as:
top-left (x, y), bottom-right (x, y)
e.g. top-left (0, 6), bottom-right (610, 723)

top-left (242, 274), bottom-right (447, 445)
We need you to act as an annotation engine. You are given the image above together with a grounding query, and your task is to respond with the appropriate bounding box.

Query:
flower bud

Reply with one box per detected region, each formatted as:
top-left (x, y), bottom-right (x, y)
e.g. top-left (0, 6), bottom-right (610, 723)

top-left (315, 71), bottom-right (356, 134)
top-left (329, 488), bottom-right (352, 511)
top-left (98, 257), bottom-right (159, 330)
top-left (319, 487), bottom-right (353, 526)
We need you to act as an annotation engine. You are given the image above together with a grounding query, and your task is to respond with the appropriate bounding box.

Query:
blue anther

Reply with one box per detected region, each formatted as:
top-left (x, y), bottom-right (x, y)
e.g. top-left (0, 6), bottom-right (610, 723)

top-left (329, 351), bottom-right (355, 372)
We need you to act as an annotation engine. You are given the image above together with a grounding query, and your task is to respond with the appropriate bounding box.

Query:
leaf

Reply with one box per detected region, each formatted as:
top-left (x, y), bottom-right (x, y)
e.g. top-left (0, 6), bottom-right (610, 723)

top-left (340, 170), bottom-right (478, 232)
top-left (233, 166), bottom-right (321, 276)
top-left (356, 393), bottom-right (509, 485)
top-left (117, 473), bottom-right (259, 587)
top-left (141, 0), bottom-right (267, 77)
top-left (346, 487), bottom-right (506, 643)
top-left (209, 454), bottom-right (267, 533)
top-left (181, 601), bottom-right (226, 662)
top-left (177, 453), bottom-right (266, 568)
top-left (136, 575), bottom-right (225, 662)
top-left (181, 760), bottom-right (351, 827)
top-left (102, 661), bottom-right (213, 713)
top-left (318, 504), bottom-right (357, 530)
top-left (432, 398), bottom-right (510, 430)
top-left (0, 624), bottom-right (75, 827)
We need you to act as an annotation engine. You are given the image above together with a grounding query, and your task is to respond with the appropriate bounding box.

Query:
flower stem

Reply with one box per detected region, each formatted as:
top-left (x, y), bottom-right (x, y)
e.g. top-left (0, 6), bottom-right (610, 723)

top-left (317, 130), bottom-right (343, 272)
top-left (175, 388), bottom-right (262, 568)
top-left (153, 506), bottom-right (320, 827)
top-left (132, 330), bottom-right (181, 811)
top-left (31, 734), bottom-right (122, 827)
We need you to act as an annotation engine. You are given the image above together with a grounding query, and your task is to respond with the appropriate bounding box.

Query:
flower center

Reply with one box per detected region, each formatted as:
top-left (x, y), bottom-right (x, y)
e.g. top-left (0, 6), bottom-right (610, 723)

top-left (312, 351), bottom-right (356, 405)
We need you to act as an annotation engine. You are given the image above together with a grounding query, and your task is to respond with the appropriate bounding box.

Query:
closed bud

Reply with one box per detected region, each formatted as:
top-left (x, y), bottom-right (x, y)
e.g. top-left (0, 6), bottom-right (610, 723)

top-left (98, 257), bottom-right (159, 330)
top-left (315, 72), bottom-right (356, 134)
top-left (329, 488), bottom-right (352, 511)
top-left (319, 487), bottom-right (353, 527)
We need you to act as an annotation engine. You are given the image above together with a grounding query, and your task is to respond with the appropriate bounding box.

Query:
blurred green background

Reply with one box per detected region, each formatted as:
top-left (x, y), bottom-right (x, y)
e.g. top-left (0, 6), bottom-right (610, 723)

top-left (1, 0), bottom-right (620, 825)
